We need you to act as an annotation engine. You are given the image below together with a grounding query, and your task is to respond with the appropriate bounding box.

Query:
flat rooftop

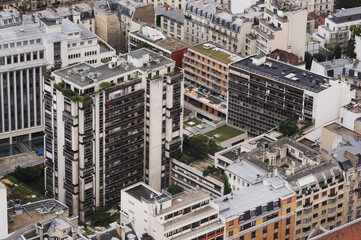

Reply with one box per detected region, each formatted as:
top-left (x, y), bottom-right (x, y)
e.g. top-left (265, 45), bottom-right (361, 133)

top-left (226, 160), bottom-right (267, 184)
top-left (8, 199), bottom-right (68, 233)
top-left (333, 6), bottom-right (361, 18)
top-left (159, 190), bottom-right (209, 215)
top-left (192, 43), bottom-right (242, 64)
top-left (133, 30), bottom-right (189, 52)
top-left (318, 58), bottom-right (351, 69)
top-left (231, 56), bottom-right (330, 93)
top-left (125, 184), bottom-right (160, 202)
top-left (54, 48), bottom-right (173, 87)
top-left (214, 176), bottom-right (294, 220)
top-left (329, 135), bottom-right (361, 171)
top-left (205, 125), bottom-right (244, 142)
top-left (324, 122), bottom-right (360, 138)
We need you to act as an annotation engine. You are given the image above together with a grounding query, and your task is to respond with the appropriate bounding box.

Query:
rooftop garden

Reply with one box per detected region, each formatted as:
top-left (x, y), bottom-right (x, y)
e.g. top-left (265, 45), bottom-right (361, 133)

top-left (54, 80), bottom-right (111, 102)
top-left (193, 44), bottom-right (233, 64)
top-left (184, 118), bottom-right (202, 127)
top-left (179, 134), bottom-right (222, 165)
top-left (205, 125), bottom-right (244, 142)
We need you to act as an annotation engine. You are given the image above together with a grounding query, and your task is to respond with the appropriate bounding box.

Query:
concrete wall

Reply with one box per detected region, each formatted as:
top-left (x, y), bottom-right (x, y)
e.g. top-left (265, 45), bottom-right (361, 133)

top-left (0, 182), bottom-right (8, 239)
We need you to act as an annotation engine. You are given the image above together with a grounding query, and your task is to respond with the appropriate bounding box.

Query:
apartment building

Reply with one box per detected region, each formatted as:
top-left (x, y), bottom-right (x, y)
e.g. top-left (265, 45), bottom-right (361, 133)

top-left (120, 182), bottom-right (224, 240)
top-left (128, 25), bottom-right (189, 67)
top-left (23, 4), bottom-right (95, 32)
top-left (171, 158), bottom-right (224, 198)
top-left (155, 7), bottom-right (185, 41)
top-left (329, 135), bottom-right (361, 222)
top-left (225, 159), bottom-right (268, 191)
top-left (142, 0), bottom-right (186, 10)
top-left (0, 0), bottom-right (21, 9)
top-left (311, 58), bottom-right (351, 79)
top-left (245, 5), bottom-right (307, 58)
top-left (183, 43), bottom-right (241, 121)
top-left (44, 48), bottom-right (182, 220)
top-left (341, 61), bottom-right (361, 100)
top-left (313, 7), bottom-right (361, 49)
top-left (320, 122), bottom-right (360, 153)
top-left (115, 0), bottom-right (155, 53)
top-left (286, 162), bottom-right (346, 239)
top-left (93, 0), bottom-right (121, 54)
top-left (227, 55), bottom-right (354, 136)
top-left (214, 176), bottom-right (296, 240)
top-left (308, 218), bottom-right (361, 240)
top-left (215, 134), bottom-right (277, 172)
top-left (0, 18), bottom-right (115, 144)
top-left (0, 8), bottom-right (21, 28)
top-left (185, 0), bottom-right (255, 53)
top-left (273, 0), bottom-right (334, 14)
top-left (339, 99), bottom-right (361, 133)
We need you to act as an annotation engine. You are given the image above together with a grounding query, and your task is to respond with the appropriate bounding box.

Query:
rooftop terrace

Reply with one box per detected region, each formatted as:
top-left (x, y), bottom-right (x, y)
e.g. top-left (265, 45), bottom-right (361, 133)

top-left (192, 43), bottom-right (241, 64)
top-left (53, 48), bottom-right (173, 87)
top-left (205, 125), bottom-right (244, 142)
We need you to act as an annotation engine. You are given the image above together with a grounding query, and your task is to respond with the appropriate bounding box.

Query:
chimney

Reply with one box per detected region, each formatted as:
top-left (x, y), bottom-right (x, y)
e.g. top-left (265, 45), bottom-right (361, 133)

top-left (35, 222), bottom-right (44, 240)
top-left (116, 223), bottom-right (126, 239)
top-left (273, 167), bottom-right (278, 176)
top-left (344, 151), bottom-right (357, 168)
top-left (96, 231), bottom-right (101, 240)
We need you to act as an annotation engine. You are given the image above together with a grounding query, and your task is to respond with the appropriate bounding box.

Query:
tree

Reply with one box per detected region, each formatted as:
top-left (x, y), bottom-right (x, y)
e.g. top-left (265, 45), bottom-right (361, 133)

top-left (91, 206), bottom-right (111, 227)
top-left (279, 120), bottom-right (299, 137)
top-left (223, 174), bottom-right (232, 195)
top-left (183, 135), bottom-right (208, 160)
top-left (333, 45), bottom-right (342, 59)
top-left (305, 52), bottom-right (313, 70)
top-left (345, 31), bottom-right (357, 59)
top-left (207, 139), bottom-right (219, 155)
top-left (167, 185), bottom-right (183, 195)
top-left (335, 0), bottom-right (361, 9)
top-left (99, 81), bottom-right (111, 89)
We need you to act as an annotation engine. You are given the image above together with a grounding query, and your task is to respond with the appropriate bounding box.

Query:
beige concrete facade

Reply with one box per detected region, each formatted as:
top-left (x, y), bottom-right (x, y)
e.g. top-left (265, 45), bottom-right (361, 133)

top-left (245, 6), bottom-right (307, 58)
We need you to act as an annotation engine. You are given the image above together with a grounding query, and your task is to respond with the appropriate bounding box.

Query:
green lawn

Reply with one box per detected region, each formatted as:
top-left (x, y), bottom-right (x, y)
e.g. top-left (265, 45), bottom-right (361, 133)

top-left (184, 118), bottom-right (202, 127)
top-left (193, 44), bottom-right (233, 64)
top-left (205, 125), bottom-right (244, 142)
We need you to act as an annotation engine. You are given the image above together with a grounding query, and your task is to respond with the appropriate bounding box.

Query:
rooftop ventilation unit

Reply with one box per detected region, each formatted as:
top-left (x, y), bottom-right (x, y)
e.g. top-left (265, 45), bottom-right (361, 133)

top-left (203, 43), bottom-right (212, 50)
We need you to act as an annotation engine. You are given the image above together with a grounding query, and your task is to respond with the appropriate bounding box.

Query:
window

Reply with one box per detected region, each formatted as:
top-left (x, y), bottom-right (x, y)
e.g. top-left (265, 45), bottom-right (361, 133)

top-left (251, 231), bottom-right (256, 238)
top-left (286, 218), bottom-right (291, 225)
top-left (274, 222), bottom-right (279, 229)
top-left (228, 230), bottom-right (233, 236)
top-left (229, 220), bottom-right (234, 227)
top-left (287, 208), bottom-right (291, 213)
top-left (274, 232), bottom-right (278, 239)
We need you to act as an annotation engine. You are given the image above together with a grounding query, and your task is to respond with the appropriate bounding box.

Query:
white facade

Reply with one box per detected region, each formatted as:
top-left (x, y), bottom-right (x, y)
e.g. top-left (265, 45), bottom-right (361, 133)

top-left (246, 5), bottom-right (307, 58)
top-left (121, 182), bottom-right (223, 240)
top-left (313, 7), bottom-right (361, 49)
top-left (339, 100), bottom-right (361, 132)
top-left (0, 182), bottom-right (8, 240)
top-left (308, 80), bottom-right (355, 129)
top-left (0, 18), bottom-right (114, 144)
top-left (230, 0), bottom-right (257, 14)
top-left (311, 58), bottom-right (351, 79)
